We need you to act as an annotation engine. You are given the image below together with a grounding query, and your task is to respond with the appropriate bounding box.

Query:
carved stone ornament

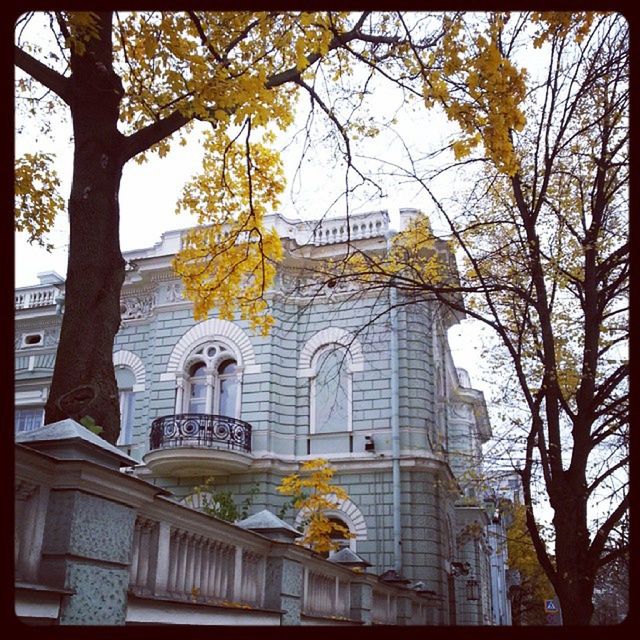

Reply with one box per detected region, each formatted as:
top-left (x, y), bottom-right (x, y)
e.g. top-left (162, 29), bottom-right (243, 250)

top-left (280, 271), bottom-right (361, 299)
top-left (162, 281), bottom-right (184, 304)
top-left (15, 480), bottom-right (38, 501)
top-left (449, 402), bottom-right (473, 420)
top-left (120, 294), bottom-right (155, 320)
top-left (44, 329), bottom-right (60, 347)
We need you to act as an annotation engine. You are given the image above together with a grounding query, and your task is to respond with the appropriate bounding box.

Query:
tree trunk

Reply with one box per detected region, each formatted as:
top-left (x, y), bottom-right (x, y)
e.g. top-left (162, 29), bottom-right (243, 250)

top-left (510, 589), bottom-right (522, 625)
top-left (45, 14), bottom-right (126, 444)
top-left (552, 481), bottom-right (596, 625)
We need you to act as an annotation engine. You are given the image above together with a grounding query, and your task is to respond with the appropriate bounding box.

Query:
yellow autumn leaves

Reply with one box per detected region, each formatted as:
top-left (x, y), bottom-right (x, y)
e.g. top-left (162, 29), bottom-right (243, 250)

top-left (114, 12), bottom-right (348, 143)
top-left (15, 153), bottom-right (64, 251)
top-left (421, 12), bottom-right (596, 176)
top-left (114, 12), bottom-right (357, 334)
top-left (278, 458), bottom-right (354, 554)
top-left (422, 14), bottom-right (527, 176)
top-left (173, 128), bottom-right (285, 335)
top-left (15, 10), bottom-right (603, 338)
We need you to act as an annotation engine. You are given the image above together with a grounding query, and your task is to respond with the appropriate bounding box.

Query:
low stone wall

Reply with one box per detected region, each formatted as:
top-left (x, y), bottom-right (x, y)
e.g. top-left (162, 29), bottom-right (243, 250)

top-left (15, 420), bottom-right (437, 626)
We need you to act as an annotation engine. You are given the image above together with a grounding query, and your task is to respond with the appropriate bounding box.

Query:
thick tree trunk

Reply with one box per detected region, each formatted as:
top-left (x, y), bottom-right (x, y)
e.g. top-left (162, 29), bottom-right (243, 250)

top-left (45, 14), bottom-right (126, 444)
top-left (552, 480), bottom-right (596, 625)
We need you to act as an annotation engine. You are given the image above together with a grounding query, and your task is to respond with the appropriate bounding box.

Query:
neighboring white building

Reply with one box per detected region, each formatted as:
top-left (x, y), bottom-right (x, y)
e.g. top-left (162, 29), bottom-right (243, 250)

top-left (14, 208), bottom-right (510, 624)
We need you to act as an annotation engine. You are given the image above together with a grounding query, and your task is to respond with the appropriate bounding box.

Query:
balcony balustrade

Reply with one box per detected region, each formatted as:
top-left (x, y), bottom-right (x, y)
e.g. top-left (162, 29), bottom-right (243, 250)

top-left (150, 414), bottom-right (252, 453)
top-left (145, 414), bottom-right (253, 476)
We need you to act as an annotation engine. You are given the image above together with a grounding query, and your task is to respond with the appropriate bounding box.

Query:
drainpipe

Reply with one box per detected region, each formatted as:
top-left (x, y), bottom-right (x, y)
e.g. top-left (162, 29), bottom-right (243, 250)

top-left (387, 231), bottom-right (402, 573)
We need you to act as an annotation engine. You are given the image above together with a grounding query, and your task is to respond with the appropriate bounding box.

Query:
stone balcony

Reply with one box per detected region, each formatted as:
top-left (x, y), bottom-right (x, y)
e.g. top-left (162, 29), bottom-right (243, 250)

top-left (143, 413), bottom-right (254, 477)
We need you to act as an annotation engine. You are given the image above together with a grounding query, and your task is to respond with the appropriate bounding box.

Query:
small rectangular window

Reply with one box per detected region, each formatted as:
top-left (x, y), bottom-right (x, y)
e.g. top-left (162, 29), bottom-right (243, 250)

top-left (15, 407), bottom-right (44, 434)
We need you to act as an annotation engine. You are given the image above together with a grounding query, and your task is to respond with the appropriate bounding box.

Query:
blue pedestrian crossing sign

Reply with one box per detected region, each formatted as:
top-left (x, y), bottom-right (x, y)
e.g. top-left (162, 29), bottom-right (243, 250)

top-left (545, 599), bottom-right (558, 612)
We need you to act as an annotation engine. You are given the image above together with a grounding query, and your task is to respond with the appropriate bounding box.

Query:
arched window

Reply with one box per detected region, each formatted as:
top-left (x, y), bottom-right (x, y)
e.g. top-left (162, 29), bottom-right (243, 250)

top-left (115, 366), bottom-right (136, 446)
top-left (329, 516), bottom-right (352, 555)
top-left (218, 359), bottom-right (240, 417)
top-left (298, 327), bottom-right (364, 438)
top-left (295, 496), bottom-right (367, 558)
top-left (180, 340), bottom-right (242, 418)
top-left (312, 345), bottom-right (350, 433)
top-left (323, 516), bottom-right (353, 558)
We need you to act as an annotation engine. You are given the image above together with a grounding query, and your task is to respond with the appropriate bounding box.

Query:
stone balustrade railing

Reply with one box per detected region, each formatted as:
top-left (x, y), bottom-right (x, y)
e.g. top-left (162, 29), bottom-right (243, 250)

top-left (15, 422), bottom-right (437, 626)
top-left (14, 285), bottom-right (63, 310)
top-left (309, 210), bottom-right (389, 246)
top-left (302, 560), bottom-right (353, 620)
top-left (267, 210), bottom-right (390, 247)
top-left (128, 505), bottom-right (268, 609)
top-left (372, 584), bottom-right (399, 624)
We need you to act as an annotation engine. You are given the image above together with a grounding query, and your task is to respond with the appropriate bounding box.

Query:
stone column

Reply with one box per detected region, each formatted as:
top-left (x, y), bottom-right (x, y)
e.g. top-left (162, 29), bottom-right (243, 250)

top-left (175, 376), bottom-right (185, 413)
top-left (39, 489), bottom-right (136, 625)
top-left (264, 554), bottom-right (303, 625)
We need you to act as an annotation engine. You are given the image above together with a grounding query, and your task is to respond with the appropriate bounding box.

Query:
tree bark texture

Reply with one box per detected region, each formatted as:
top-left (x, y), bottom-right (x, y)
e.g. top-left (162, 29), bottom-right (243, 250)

top-left (552, 482), bottom-right (596, 625)
top-left (45, 14), bottom-right (126, 444)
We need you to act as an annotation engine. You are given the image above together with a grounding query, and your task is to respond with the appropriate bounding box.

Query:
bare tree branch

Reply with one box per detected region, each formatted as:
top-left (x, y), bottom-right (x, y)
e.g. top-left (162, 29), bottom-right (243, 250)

top-left (15, 45), bottom-right (72, 104)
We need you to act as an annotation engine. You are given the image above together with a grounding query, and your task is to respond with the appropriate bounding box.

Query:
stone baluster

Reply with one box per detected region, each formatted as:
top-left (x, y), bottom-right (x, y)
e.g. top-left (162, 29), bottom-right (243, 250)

top-left (232, 546), bottom-right (243, 602)
top-left (149, 521), bottom-right (170, 595)
top-left (184, 534), bottom-right (195, 594)
top-left (137, 521), bottom-right (152, 589)
top-left (198, 539), bottom-right (209, 596)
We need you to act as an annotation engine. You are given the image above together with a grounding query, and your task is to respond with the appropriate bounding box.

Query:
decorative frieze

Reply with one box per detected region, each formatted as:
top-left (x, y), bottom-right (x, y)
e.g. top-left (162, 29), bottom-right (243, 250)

top-left (156, 280), bottom-right (185, 305)
top-left (44, 328), bottom-right (60, 347)
top-left (120, 293), bottom-right (156, 320)
top-left (279, 270), bottom-right (362, 299)
top-left (449, 402), bottom-right (473, 421)
top-left (15, 479), bottom-right (39, 501)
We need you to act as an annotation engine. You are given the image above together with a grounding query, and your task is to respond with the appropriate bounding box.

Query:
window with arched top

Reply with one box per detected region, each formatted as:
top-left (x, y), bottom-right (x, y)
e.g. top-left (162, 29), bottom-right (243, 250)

top-left (294, 496), bottom-right (368, 556)
top-left (187, 362), bottom-right (207, 413)
top-left (180, 340), bottom-right (242, 418)
top-left (112, 350), bottom-right (145, 447)
top-left (312, 345), bottom-right (351, 433)
top-left (317, 516), bottom-right (354, 559)
top-left (298, 327), bottom-right (364, 439)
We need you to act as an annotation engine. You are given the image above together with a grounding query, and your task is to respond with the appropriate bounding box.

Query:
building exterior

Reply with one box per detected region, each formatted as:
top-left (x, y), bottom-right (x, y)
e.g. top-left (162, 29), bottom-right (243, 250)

top-left (14, 208), bottom-right (511, 624)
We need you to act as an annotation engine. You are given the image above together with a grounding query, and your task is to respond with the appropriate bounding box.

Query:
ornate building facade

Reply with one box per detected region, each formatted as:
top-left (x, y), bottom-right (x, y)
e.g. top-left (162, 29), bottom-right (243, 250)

top-left (14, 208), bottom-right (510, 624)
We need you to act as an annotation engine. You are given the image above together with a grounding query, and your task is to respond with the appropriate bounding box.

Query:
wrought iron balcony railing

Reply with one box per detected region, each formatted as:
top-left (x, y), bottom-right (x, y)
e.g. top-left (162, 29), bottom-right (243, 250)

top-left (150, 414), bottom-right (252, 453)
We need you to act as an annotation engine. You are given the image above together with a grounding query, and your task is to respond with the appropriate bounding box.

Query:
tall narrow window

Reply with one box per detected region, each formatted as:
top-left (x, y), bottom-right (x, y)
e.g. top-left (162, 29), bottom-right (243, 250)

top-left (326, 516), bottom-right (353, 556)
top-left (312, 346), bottom-right (350, 433)
top-left (116, 366), bottom-right (136, 446)
top-left (187, 363), bottom-right (207, 414)
top-left (218, 359), bottom-right (239, 417)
